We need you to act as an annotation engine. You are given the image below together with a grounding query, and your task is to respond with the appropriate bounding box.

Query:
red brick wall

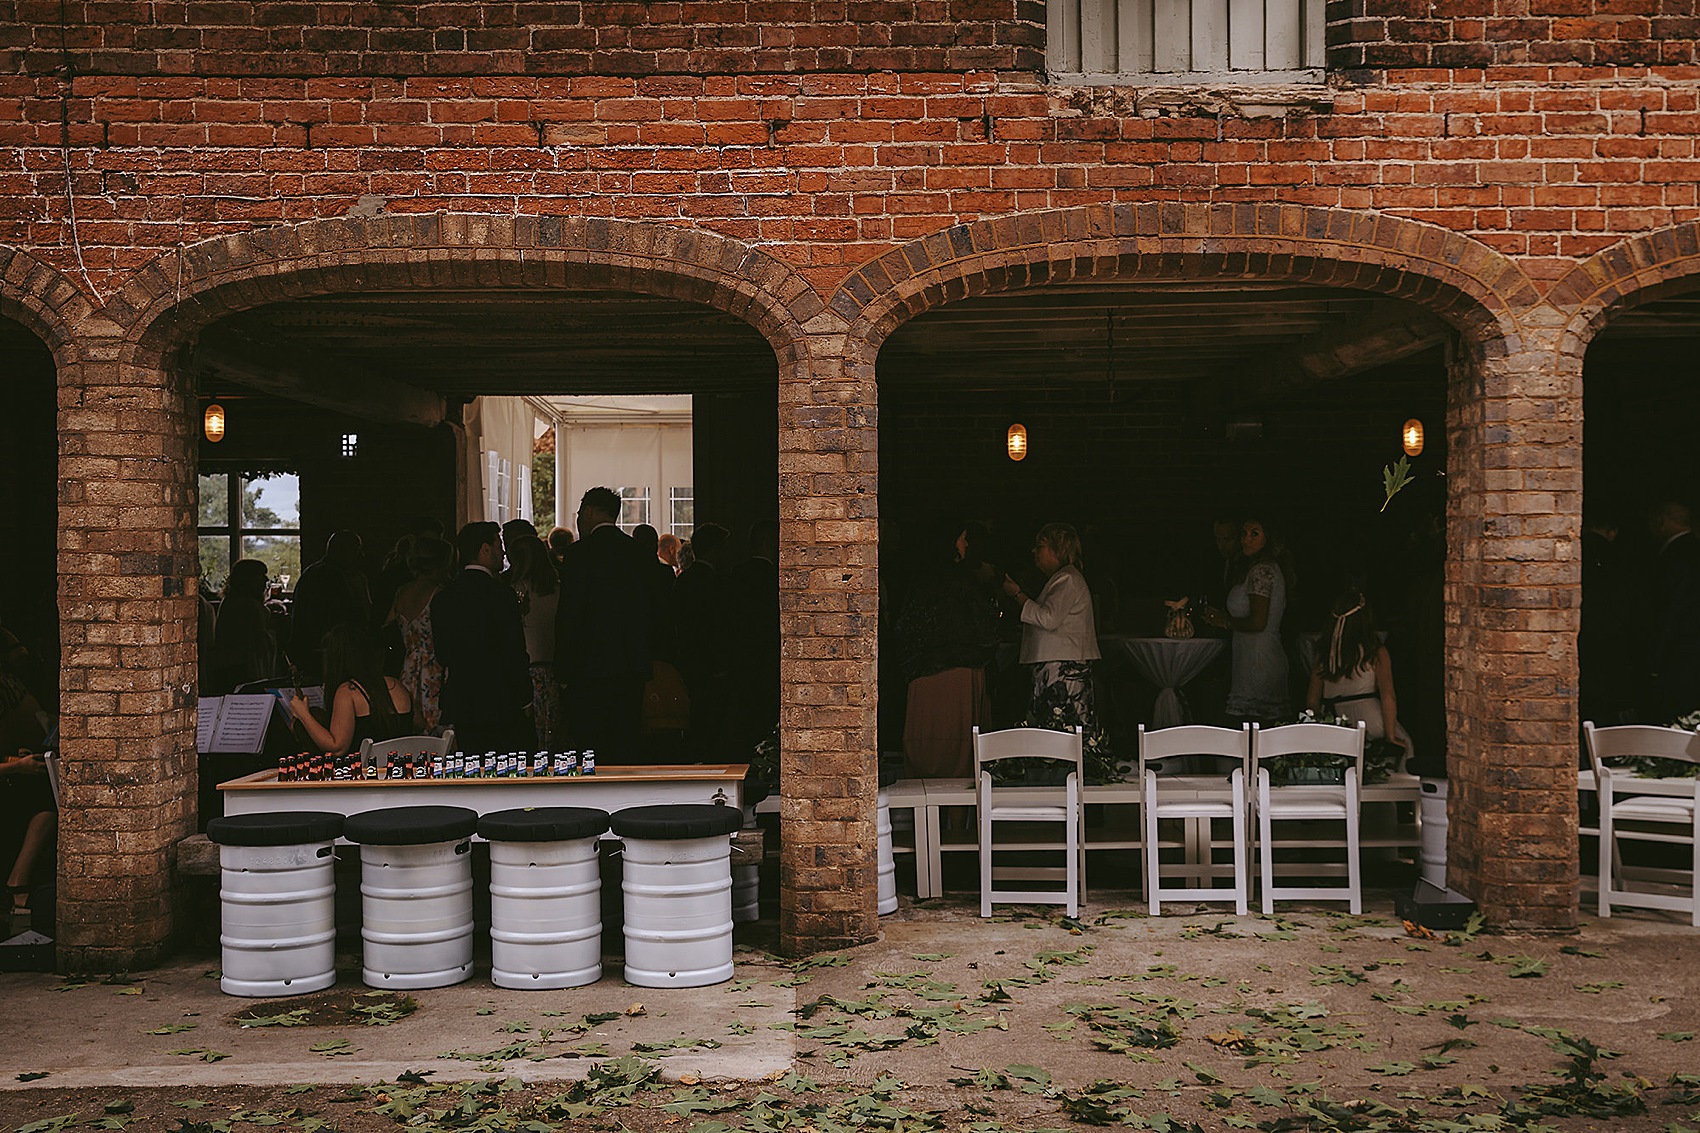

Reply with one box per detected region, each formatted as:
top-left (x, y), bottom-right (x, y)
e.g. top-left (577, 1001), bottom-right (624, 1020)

top-left (0, 2), bottom-right (1048, 76)
top-left (1, 71), bottom-right (1696, 294)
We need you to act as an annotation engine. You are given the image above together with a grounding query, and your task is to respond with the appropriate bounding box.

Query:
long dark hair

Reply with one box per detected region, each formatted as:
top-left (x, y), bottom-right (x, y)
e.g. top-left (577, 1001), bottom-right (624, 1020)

top-left (320, 624), bottom-right (400, 727)
top-left (1321, 589), bottom-right (1381, 681)
top-left (511, 533), bottom-right (559, 596)
top-left (1237, 513), bottom-right (1297, 594)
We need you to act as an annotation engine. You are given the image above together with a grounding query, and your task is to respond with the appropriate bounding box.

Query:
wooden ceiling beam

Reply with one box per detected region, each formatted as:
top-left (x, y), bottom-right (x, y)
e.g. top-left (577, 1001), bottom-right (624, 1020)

top-left (189, 326), bottom-right (447, 429)
top-left (1205, 300), bottom-right (1454, 411)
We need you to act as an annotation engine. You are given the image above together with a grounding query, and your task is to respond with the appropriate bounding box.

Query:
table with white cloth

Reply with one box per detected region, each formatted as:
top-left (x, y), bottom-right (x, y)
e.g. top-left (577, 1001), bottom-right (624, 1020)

top-left (1109, 636), bottom-right (1227, 729)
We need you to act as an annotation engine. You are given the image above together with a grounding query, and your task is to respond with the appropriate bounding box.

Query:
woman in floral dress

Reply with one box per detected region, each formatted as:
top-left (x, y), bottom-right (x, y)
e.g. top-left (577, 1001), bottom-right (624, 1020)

top-left (387, 535), bottom-right (452, 734)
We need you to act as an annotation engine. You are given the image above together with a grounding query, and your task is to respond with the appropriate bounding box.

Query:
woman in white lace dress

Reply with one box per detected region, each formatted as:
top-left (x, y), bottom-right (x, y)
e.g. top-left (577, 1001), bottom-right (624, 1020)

top-left (1201, 515), bottom-right (1293, 724)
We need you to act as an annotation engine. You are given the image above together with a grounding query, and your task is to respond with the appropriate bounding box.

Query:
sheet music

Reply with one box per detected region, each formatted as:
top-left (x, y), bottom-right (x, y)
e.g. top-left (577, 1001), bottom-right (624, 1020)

top-left (197, 697), bottom-right (221, 754)
top-left (208, 694), bottom-right (274, 754)
top-left (266, 685), bottom-right (325, 720)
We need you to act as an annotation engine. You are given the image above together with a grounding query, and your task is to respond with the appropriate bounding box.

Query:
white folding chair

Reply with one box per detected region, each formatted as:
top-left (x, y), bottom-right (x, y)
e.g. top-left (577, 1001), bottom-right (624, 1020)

top-left (1138, 724), bottom-right (1250, 916)
top-left (1583, 721), bottom-right (1700, 927)
top-left (1252, 721), bottom-right (1366, 914)
top-left (972, 726), bottom-right (1085, 918)
top-left (359, 729), bottom-right (457, 772)
top-left (43, 750), bottom-right (61, 809)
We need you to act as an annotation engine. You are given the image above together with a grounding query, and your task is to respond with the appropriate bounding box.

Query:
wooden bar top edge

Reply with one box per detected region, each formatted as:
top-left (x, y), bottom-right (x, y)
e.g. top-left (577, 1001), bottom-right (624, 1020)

top-left (219, 764), bottom-right (751, 790)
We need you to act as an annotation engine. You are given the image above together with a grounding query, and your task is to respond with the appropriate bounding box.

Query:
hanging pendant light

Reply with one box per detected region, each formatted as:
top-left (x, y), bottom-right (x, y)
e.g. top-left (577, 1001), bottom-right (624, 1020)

top-left (1401, 418), bottom-right (1424, 457)
top-left (1006, 422), bottom-right (1028, 462)
top-left (204, 400), bottom-right (227, 443)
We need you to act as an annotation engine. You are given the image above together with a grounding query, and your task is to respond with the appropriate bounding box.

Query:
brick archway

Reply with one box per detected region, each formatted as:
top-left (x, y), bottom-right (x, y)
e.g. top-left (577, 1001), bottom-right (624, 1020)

top-left (1549, 220), bottom-right (1700, 352)
top-left (828, 203), bottom-right (1587, 931)
top-left (116, 213), bottom-right (825, 366)
top-left (833, 203), bottom-right (1535, 364)
top-left (0, 246), bottom-right (107, 363)
top-left (54, 214), bottom-right (852, 967)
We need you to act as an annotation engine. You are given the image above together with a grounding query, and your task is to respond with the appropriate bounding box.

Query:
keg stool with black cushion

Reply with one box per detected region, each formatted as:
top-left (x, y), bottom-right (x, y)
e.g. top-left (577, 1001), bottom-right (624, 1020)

top-left (610, 803), bottom-right (745, 988)
top-left (478, 807), bottom-right (611, 989)
top-left (342, 806), bottom-right (479, 990)
top-left (206, 811), bottom-right (345, 998)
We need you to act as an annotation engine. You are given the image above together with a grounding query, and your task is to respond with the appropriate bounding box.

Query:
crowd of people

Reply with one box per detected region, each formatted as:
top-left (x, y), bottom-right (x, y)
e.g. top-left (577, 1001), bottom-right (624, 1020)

top-left (205, 487), bottom-right (780, 768)
top-left (888, 508), bottom-right (1444, 783)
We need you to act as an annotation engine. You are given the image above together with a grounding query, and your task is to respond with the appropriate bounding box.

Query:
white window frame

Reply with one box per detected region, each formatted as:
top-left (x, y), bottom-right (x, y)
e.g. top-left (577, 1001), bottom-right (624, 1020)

top-left (668, 486), bottom-right (694, 536)
top-left (617, 486), bottom-right (650, 533)
top-left (197, 469), bottom-right (302, 589)
top-left (1047, 0), bottom-right (1326, 84)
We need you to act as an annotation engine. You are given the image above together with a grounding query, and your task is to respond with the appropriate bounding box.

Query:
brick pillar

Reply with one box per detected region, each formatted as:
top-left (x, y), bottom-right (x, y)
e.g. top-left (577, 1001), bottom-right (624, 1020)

top-left (1443, 325), bottom-right (1581, 930)
top-left (56, 350), bottom-right (200, 970)
top-left (775, 318), bottom-right (880, 956)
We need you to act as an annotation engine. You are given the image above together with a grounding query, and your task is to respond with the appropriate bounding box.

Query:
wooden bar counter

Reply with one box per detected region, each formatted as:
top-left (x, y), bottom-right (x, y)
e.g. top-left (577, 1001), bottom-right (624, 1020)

top-left (218, 764), bottom-right (749, 823)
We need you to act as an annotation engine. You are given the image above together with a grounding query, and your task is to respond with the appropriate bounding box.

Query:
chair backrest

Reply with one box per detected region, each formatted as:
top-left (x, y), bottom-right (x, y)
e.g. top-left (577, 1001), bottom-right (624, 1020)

top-left (359, 729), bottom-right (457, 768)
top-left (1137, 724), bottom-right (1250, 778)
top-left (972, 726), bottom-right (1084, 780)
top-left (43, 750), bottom-right (61, 808)
top-left (1252, 721), bottom-right (1367, 764)
top-left (1582, 721), bottom-right (1700, 779)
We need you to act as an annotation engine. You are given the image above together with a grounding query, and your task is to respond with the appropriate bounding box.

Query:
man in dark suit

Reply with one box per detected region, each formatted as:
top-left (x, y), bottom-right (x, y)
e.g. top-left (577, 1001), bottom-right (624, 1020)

top-left (556, 487), bottom-right (654, 761)
top-left (430, 522), bottom-right (532, 753)
top-left (1646, 501), bottom-right (1700, 722)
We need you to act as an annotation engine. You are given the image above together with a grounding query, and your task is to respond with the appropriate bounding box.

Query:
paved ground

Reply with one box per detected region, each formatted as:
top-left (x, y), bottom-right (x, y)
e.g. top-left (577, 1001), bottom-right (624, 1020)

top-left (3, 887), bottom-right (1699, 1131)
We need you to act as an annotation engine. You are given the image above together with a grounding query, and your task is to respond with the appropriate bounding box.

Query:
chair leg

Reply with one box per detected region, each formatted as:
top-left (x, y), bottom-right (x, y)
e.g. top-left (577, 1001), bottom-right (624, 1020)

top-left (1145, 796), bottom-right (1161, 916)
top-left (1691, 817), bottom-right (1699, 929)
top-left (1232, 792), bottom-right (1248, 917)
top-left (1346, 789), bottom-right (1362, 916)
top-left (1598, 803), bottom-right (1613, 919)
top-left (1259, 795), bottom-right (1275, 917)
top-left (979, 812), bottom-right (992, 919)
top-left (1066, 822), bottom-right (1079, 919)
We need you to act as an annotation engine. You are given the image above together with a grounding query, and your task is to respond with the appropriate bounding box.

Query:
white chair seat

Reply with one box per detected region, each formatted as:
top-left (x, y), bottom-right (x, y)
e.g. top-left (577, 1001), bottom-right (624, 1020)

top-left (989, 805), bottom-right (1071, 821)
top-left (1262, 787), bottom-right (1353, 820)
top-left (1151, 799), bottom-right (1238, 820)
top-left (1614, 797), bottom-right (1697, 822)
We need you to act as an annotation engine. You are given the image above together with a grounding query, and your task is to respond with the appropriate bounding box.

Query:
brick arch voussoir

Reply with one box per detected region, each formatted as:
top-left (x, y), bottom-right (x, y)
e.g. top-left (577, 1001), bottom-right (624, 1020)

top-left (0, 246), bottom-right (108, 366)
top-left (1550, 221), bottom-right (1700, 360)
top-left (837, 204), bottom-right (1535, 360)
top-left (113, 214), bottom-right (823, 369)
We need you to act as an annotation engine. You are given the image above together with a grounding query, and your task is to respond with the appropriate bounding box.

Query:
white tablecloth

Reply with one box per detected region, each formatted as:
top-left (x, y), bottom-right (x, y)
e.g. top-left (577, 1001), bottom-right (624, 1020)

top-left (1114, 637), bottom-right (1226, 728)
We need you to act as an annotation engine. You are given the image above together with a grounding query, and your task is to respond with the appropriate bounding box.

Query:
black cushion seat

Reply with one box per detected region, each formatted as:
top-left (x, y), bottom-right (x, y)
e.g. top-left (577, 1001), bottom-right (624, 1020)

top-left (343, 805), bottom-right (479, 846)
top-left (610, 803), bottom-right (743, 840)
top-left (207, 810), bottom-right (344, 847)
top-left (479, 806), bottom-right (611, 843)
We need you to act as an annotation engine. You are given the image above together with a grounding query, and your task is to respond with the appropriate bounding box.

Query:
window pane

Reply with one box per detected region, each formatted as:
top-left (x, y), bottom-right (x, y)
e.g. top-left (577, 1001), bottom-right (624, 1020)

top-left (618, 486), bottom-right (649, 532)
top-left (669, 487), bottom-right (694, 535)
top-left (242, 535), bottom-right (302, 590)
top-left (242, 472), bottom-right (300, 527)
top-left (200, 535), bottom-right (231, 591)
top-left (198, 473), bottom-right (230, 527)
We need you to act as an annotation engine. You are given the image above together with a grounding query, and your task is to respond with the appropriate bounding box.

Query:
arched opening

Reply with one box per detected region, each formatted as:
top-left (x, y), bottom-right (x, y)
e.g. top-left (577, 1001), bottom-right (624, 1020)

top-left (178, 282), bottom-right (783, 804)
top-left (0, 313), bottom-right (60, 935)
top-left (1577, 291), bottom-right (1700, 730)
top-left (46, 215), bottom-right (827, 963)
top-left (843, 203), bottom-right (1557, 921)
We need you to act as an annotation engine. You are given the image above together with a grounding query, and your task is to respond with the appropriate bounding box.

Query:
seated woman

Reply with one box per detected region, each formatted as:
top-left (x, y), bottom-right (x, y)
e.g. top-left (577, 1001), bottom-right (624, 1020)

top-left (1, 629), bottom-right (54, 922)
top-left (288, 624), bottom-right (413, 757)
top-left (1305, 589), bottom-right (1414, 768)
